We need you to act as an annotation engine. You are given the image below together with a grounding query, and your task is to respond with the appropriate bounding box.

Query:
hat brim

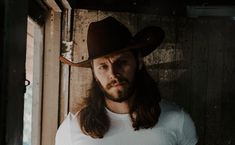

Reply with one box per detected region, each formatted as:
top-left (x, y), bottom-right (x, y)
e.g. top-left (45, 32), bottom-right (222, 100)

top-left (59, 26), bottom-right (164, 68)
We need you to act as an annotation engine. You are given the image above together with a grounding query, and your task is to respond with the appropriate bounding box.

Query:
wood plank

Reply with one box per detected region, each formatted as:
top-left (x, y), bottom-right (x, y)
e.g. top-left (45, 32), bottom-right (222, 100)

top-left (70, 9), bottom-right (96, 113)
top-left (59, 8), bottom-right (72, 123)
top-left (98, 11), bottom-right (137, 34)
top-left (41, 10), bottom-right (61, 145)
top-left (43, 0), bottom-right (61, 12)
top-left (171, 18), bottom-right (193, 111)
top-left (190, 18), bottom-right (209, 145)
top-left (204, 18), bottom-right (224, 145)
top-left (31, 21), bottom-right (44, 145)
top-left (220, 19), bottom-right (235, 145)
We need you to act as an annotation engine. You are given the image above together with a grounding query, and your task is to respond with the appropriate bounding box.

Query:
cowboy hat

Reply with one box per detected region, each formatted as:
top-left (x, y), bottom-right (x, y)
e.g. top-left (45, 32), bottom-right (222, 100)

top-left (59, 16), bottom-right (165, 67)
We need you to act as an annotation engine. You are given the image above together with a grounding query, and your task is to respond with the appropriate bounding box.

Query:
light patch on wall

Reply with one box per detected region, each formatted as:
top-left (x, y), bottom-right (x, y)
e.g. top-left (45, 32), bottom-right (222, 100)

top-left (147, 69), bottom-right (187, 82)
top-left (144, 43), bottom-right (184, 65)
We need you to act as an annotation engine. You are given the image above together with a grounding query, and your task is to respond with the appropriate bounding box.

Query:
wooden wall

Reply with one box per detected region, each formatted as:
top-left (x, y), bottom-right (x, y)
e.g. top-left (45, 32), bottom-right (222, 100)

top-left (69, 9), bottom-right (235, 145)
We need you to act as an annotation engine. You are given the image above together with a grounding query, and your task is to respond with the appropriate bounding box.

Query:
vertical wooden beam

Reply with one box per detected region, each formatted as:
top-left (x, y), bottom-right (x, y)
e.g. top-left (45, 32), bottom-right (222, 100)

top-left (41, 10), bottom-right (61, 145)
top-left (43, 0), bottom-right (61, 12)
top-left (31, 22), bottom-right (44, 145)
top-left (69, 9), bottom-right (97, 113)
top-left (59, 3), bottom-right (72, 123)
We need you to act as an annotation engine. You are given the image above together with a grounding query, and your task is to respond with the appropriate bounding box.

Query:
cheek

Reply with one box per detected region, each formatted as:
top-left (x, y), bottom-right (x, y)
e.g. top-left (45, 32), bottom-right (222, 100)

top-left (123, 65), bottom-right (137, 82)
top-left (94, 72), bottom-right (108, 87)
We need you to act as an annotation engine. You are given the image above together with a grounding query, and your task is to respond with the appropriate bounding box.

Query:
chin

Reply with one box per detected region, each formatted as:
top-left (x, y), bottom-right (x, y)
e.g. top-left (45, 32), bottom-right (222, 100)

top-left (106, 93), bottom-right (129, 103)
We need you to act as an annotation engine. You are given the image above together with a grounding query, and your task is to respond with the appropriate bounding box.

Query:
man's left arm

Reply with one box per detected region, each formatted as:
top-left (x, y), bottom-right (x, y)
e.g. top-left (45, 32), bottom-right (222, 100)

top-left (178, 110), bottom-right (198, 145)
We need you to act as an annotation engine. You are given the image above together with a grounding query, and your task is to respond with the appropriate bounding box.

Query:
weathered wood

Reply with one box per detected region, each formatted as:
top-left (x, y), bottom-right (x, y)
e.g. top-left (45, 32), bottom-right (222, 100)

top-left (175, 18), bottom-right (194, 111)
top-left (220, 19), bottom-right (235, 145)
top-left (69, 0), bottom-right (187, 15)
top-left (190, 18), bottom-right (209, 145)
top-left (70, 9), bottom-right (96, 113)
top-left (203, 18), bottom-right (223, 145)
top-left (41, 10), bottom-right (61, 145)
top-left (59, 7), bottom-right (72, 123)
top-left (31, 20), bottom-right (44, 145)
top-left (43, 0), bottom-right (61, 12)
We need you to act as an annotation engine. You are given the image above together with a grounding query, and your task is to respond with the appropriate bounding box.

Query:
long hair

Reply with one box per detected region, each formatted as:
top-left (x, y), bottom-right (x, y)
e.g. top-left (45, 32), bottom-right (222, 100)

top-left (77, 60), bottom-right (161, 138)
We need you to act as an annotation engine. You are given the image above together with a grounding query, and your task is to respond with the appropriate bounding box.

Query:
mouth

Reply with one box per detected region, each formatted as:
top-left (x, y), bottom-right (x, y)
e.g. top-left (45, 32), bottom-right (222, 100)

top-left (111, 82), bottom-right (126, 88)
top-left (106, 78), bottom-right (128, 89)
top-left (113, 83), bottom-right (123, 87)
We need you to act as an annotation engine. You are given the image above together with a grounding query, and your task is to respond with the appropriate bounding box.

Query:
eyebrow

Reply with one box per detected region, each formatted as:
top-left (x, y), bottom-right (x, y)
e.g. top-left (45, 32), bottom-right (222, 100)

top-left (97, 62), bottom-right (107, 65)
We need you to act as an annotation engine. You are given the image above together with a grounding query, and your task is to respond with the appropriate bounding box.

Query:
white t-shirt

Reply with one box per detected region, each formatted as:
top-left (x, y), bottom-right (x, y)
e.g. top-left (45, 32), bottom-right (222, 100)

top-left (55, 100), bottom-right (198, 145)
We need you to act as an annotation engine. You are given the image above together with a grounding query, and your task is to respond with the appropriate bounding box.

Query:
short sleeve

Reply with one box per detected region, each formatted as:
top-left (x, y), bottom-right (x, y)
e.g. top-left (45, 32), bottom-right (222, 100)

top-left (55, 113), bottom-right (73, 145)
top-left (178, 110), bottom-right (198, 145)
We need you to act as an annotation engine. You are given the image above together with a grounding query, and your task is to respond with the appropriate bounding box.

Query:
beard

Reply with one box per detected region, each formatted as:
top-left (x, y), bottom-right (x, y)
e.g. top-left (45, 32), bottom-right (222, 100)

top-left (95, 70), bottom-right (138, 103)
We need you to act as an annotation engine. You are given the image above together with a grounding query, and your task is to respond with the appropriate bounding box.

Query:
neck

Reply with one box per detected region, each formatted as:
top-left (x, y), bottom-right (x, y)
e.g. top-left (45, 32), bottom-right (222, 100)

top-left (105, 99), bottom-right (129, 114)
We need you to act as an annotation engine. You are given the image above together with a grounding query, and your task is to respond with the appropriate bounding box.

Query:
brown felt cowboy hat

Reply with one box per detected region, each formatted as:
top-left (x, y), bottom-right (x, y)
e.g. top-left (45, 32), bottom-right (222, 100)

top-left (59, 16), bottom-right (165, 67)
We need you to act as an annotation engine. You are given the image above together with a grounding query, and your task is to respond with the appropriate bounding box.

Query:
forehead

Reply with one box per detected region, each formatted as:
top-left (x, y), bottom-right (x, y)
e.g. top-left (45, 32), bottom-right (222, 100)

top-left (93, 51), bottom-right (133, 64)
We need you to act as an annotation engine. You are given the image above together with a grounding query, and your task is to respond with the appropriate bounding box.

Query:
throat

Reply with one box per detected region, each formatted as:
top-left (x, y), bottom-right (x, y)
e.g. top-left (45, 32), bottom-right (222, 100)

top-left (105, 98), bottom-right (129, 114)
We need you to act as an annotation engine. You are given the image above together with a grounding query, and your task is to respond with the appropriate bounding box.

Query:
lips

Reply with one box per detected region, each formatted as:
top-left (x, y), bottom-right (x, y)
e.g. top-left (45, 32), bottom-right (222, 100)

top-left (113, 84), bottom-right (123, 87)
top-left (112, 82), bottom-right (125, 87)
top-left (106, 78), bottom-right (128, 89)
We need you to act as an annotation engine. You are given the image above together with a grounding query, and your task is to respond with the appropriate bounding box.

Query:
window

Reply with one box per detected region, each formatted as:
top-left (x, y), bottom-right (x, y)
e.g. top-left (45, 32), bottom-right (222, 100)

top-left (23, 17), bottom-right (44, 145)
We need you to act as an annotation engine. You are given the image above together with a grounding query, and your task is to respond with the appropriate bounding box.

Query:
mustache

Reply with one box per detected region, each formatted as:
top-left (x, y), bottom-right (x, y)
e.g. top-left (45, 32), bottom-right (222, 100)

top-left (106, 77), bottom-right (129, 89)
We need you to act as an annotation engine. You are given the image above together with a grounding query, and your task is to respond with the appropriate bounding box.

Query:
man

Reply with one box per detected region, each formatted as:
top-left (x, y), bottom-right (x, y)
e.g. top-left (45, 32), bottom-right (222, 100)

top-left (56, 16), bottom-right (198, 145)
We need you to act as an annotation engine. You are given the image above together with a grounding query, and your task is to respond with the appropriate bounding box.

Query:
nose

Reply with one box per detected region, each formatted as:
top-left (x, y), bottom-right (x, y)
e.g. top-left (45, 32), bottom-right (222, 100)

top-left (109, 64), bottom-right (119, 79)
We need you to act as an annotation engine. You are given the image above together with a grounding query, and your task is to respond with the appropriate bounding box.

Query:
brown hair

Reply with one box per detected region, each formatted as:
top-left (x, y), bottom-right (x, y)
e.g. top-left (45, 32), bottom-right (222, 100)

top-left (77, 62), bottom-right (161, 138)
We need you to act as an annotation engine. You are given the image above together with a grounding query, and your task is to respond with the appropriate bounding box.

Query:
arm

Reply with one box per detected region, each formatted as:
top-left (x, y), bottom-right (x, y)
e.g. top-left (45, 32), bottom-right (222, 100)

top-left (178, 110), bottom-right (198, 145)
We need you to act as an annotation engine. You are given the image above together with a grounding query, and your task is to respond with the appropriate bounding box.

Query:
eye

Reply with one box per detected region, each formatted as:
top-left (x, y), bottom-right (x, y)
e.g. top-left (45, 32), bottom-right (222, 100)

top-left (117, 59), bottom-right (128, 66)
top-left (98, 64), bottom-right (108, 70)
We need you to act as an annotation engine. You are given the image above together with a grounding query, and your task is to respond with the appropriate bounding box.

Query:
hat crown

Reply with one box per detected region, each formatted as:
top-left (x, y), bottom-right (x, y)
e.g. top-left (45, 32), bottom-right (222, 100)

top-left (87, 17), bottom-right (132, 59)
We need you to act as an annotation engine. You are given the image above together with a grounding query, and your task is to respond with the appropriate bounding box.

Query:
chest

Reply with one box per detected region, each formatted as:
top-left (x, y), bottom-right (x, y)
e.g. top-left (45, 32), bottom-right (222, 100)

top-left (71, 120), bottom-right (178, 145)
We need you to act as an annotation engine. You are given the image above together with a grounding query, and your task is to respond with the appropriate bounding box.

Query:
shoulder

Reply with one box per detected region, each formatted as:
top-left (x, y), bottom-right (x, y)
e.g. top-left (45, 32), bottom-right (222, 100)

top-left (159, 100), bottom-right (198, 145)
top-left (158, 99), bottom-right (193, 128)
top-left (55, 112), bottom-right (78, 145)
top-left (159, 99), bottom-right (183, 122)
